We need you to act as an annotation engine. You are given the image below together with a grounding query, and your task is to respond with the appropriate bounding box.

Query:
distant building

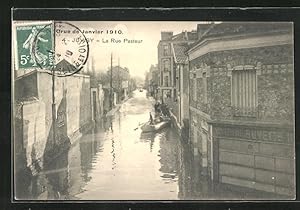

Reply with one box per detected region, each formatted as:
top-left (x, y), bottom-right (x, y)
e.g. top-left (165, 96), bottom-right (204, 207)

top-left (145, 64), bottom-right (159, 98)
top-left (106, 66), bottom-right (130, 103)
top-left (187, 22), bottom-right (294, 197)
top-left (158, 30), bottom-right (197, 100)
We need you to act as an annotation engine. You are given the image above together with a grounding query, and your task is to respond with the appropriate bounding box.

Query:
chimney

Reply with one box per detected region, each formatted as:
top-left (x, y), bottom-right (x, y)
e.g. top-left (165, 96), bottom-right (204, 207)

top-left (184, 30), bottom-right (188, 40)
top-left (161, 31), bottom-right (173, 41)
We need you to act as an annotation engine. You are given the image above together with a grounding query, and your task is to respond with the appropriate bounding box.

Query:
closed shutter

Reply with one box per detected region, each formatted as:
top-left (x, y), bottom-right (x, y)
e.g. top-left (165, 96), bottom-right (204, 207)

top-left (232, 70), bottom-right (257, 116)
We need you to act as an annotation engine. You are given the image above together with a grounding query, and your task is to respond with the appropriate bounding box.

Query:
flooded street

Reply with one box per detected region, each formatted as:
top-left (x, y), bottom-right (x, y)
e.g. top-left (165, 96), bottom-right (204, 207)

top-left (17, 90), bottom-right (281, 200)
top-left (75, 90), bottom-right (181, 200)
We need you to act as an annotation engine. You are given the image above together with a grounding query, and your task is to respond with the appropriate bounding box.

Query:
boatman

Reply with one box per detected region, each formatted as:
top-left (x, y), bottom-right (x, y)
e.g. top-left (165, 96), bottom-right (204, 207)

top-left (154, 100), bottom-right (161, 113)
top-left (149, 112), bottom-right (154, 125)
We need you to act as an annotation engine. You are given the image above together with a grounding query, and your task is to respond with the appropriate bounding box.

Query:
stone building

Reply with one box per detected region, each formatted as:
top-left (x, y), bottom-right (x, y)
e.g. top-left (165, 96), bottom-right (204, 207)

top-left (157, 30), bottom-right (198, 131)
top-left (157, 30), bottom-right (197, 101)
top-left (187, 22), bottom-right (294, 197)
top-left (171, 43), bottom-right (190, 129)
top-left (107, 66), bottom-right (130, 103)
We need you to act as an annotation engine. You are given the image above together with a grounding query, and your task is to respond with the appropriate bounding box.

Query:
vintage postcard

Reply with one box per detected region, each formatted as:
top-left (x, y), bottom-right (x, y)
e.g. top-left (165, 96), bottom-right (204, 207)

top-left (12, 20), bottom-right (295, 200)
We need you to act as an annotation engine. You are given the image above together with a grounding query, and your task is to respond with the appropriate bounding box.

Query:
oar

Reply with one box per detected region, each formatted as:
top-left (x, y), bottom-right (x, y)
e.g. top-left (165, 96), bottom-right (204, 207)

top-left (134, 121), bottom-right (147, 130)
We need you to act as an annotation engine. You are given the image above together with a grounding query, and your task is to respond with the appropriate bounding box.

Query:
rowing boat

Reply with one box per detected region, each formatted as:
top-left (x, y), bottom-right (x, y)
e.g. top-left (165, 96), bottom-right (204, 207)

top-left (141, 119), bottom-right (170, 133)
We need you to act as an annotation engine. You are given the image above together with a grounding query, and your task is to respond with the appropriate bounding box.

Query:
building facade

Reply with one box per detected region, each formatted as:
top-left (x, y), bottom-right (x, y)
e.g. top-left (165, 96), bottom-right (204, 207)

top-left (187, 22), bottom-right (295, 197)
top-left (157, 30), bottom-right (198, 133)
top-left (157, 31), bottom-right (197, 101)
top-left (171, 43), bottom-right (190, 128)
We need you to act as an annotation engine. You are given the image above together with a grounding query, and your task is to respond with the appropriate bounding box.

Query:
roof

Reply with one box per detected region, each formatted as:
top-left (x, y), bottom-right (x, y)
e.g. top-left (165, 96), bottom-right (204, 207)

top-left (171, 31), bottom-right (198, 42)
top-left (204, 22), bottom-right (292, 38)
top-left (189, 22), bottom-right (293, 51)
top-left (172, 43), bottom-right (188, 64)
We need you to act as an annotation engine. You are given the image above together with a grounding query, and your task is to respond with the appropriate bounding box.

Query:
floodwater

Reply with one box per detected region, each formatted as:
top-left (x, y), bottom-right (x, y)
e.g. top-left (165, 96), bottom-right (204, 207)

top-left (16, 90), bottom-right (280, 200)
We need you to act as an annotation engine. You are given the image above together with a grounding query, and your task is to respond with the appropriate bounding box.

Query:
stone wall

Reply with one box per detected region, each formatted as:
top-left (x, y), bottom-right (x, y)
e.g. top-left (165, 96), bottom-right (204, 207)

top-left (258, 67), bottom-right (294, 122)
top-left (189, 108), bottom-right (213, 177)
top-left (14, 70), bottom-right (92, 173)
top-left (15, 99), bottom-right (46, 172)
top-left (37, 70), bottom-right (91, 143)
top-left (189, 44), bottom-right (294, 123)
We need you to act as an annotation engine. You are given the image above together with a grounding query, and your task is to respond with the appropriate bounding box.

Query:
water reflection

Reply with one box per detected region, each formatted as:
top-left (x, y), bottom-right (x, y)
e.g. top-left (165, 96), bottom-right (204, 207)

top-left (139, 131), bottom-right (156, 152)
top-left (43, 151), bottom-right (69, 199)
top-left (111, 137), bottom-right (116, 170)
top-left (158, 131), bottom-right (178, 182)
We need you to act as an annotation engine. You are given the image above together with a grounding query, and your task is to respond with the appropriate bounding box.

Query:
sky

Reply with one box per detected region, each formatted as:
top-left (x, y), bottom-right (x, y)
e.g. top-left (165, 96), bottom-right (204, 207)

top-left (70, 21), bottom-right (202, 78)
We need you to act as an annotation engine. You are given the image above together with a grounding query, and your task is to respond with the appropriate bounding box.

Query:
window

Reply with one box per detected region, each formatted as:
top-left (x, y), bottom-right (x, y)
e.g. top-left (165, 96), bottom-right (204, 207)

top-left (163, 59), bottom-right (170, 71)
top-left (164, 76), bottom-right (169, 87)
top-left (163, 45), bottom-right (169, 56)
top-left (192, 125), bottom-right (198, 144)
top-left (231, 70), bottom-right (257, 116)
top-left (193, 74), bottom-right (197, 101)
top-left (203, 72), bottom-right (207, 104)
top-left (174, 66), bottom-right (178, 87)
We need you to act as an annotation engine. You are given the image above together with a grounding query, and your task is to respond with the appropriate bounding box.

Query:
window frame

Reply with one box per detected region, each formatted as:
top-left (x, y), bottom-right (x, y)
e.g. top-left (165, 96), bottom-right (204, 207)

top-left (230, 66), bottom-right (258, 117)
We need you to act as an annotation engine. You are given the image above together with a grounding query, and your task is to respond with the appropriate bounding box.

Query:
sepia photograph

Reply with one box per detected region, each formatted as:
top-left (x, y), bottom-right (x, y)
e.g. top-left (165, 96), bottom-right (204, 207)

top-left (12, 20), bottom-right (295, 201)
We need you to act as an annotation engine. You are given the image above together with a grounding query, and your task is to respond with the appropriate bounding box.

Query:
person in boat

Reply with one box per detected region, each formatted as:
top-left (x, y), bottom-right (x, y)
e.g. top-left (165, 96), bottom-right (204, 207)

top-left (154, 100), bottom-right (161, 113)
top-left (160, 101), bottom-right (169, 117)
top-left (154, 113), bottom-right (163, 123)
top-left (149, 112), bottom-right (154, 125)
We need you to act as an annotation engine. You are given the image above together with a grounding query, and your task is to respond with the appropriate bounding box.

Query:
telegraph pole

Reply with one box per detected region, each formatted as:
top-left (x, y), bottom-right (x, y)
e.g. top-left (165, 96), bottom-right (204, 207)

top-left (52, 21), bottom-right (56, 145)
top-left (110, 53), bottom-right (113, 110)
top-left (118, 57), bottom-right (120, 102)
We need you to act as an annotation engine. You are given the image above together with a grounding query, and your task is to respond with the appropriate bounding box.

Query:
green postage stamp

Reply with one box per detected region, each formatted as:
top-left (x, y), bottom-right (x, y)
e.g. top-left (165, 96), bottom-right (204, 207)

top-left (14, 22), bottom-right (54, 69)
